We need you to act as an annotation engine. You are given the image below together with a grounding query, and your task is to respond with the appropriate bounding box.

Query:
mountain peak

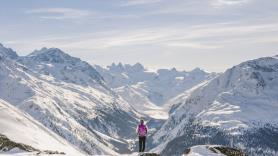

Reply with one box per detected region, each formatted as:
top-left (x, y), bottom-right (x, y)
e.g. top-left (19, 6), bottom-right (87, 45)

top-left (21, 47), bottom-right (105, 86)
top-left (109, 62), bottom-right (125, 72)
top-left (30, 47), bottom-right (65, 56)
top-left (237, 56), bottom-right (278, 72)
top-left (190, 67), bottom-right (205, 74)
top-left (132, 62), bottom-right (144, 71)
top-left (171, 67), bottom-right (177, 72)
top-left (28, 47), bottom-right (80, 64)
top-left (0, 43), bottom-right (18, 59)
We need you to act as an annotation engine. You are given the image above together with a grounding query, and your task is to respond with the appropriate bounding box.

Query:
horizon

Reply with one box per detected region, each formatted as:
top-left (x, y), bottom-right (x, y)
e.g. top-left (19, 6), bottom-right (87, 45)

top-left (1, 0), bottom-right (278, 72)
top-left (0, 42), bottom-right (213, 73)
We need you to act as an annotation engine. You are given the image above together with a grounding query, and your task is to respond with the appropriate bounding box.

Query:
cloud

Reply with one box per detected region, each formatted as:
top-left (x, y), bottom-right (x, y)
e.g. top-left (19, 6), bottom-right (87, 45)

top-left (121, 0), bottom-right (162, 6)
top-left (26, 8), bottom-right (93, 20)
top-left (4, 21), bottom-right (278, 53)
top-left (165, 42), bottom-right (222, 49)
top-left (210, 0), bottom-right (251, 7)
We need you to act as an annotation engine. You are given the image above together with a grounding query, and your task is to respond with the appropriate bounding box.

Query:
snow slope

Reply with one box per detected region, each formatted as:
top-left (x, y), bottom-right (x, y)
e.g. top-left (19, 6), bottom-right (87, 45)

top-left (20, 47), bottom-right (105, 87)
top-left (0, 45), bottom-right (139, 155)
top-left (115, 85), bottom-right (168, 119)
top-left (152, 56), bottom-right (278, 155)
top-left (183, 145), bottom-right (246, 156)
top-left (0, 98), bottom-right (84, 155)
top-left (95, 64), bottom-right (214, 106)
top-left (95, 63), bottom-right (215, 120)
top-left (185, 145), bottom-right (225, 156)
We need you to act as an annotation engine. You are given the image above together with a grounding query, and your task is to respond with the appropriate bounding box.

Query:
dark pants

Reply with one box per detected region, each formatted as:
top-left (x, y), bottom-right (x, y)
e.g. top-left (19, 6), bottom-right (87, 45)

top-left (139, 136), bottom-right (146, 152)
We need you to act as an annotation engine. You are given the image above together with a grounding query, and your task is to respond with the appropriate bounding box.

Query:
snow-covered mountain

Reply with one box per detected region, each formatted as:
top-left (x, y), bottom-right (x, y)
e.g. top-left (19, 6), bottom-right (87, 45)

top-left (151, 56), bottom-right (278, 155)
top-left (0, 44), bottom-right (140, 155)
top-left (0, 43), bottom-right (18, 59)
top-left (114, 85), bottom-right (168, 119)
top-left (2, 43), bottom-right (277, 156)
top-left (95, 63), bottom-right (215, 119)
top-left (19, 47), bottom-right (105, 87)
top-left (0, 98), bottom-right (84, 155)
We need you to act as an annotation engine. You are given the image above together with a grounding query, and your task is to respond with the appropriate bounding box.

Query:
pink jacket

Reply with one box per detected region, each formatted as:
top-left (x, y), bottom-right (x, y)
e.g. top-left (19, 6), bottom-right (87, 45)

top-left (137, 124), bottom-right (148, 137)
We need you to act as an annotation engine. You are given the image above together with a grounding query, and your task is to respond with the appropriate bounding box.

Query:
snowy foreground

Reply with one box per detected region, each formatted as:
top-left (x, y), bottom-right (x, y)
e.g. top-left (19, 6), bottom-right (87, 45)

top-left (183, 145), bottom-right (245, 156)
top-left (0, 99), bottom-right (85, 156)
top-left (185, 146), bottom-right (223, 156)
top-left (0, 145), bottom-right (243, 156)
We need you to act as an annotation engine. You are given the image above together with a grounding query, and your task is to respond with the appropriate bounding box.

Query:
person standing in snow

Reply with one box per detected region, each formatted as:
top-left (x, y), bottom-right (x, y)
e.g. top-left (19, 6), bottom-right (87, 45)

top-left (137, 118), bottom-right (148, 154)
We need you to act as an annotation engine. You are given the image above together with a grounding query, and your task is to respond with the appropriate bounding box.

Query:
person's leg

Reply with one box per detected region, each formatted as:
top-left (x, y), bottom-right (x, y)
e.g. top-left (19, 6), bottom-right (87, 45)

top-left (142, 136), bottom-right (146, 152)
top-left (139, 137), bottom-right (142, 152)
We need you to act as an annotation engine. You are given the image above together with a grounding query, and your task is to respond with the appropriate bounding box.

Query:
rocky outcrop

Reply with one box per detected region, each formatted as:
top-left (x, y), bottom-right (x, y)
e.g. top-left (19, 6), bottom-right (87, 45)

top-left (211, 146), bottom-right (246, 156)
top-left (183, 145), bottom-right (246, 156)
top-left (0, 134), bottom-right (65, 155)
top-left (0, 134), bottom-right (37, 152)
top-left (141, 153), bottom-right (160, 156)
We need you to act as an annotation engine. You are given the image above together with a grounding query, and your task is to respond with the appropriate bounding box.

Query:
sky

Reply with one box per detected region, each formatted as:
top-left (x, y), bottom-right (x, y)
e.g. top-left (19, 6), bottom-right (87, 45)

top-left (0, 0), bottom-right (278, 72)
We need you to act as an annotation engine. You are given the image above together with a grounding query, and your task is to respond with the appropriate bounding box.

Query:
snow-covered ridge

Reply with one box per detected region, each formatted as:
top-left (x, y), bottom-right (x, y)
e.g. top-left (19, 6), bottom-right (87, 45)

top-left (95, 63), bottom-right (216, 109)
top-left (19, 47), bottom-right (105, 87)
top-left (152, 55), bottom-right (278, 155)
top-left (28, 47), bottom-right (81, 63)
top-left (0, 99), bottom-right (84, 155)
top-left (0, 43), bottom-right (139, 155)
top-left (184, 145), bottom-right (245, 156)
top-left (0, 43), bottom-right (18, 59)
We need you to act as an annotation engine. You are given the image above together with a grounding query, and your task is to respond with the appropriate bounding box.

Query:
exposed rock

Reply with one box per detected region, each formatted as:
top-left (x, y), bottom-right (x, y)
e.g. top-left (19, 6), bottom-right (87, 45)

top-left (141, 153), bottom-right (160, 156)
top-left (183, 148), bottom-right (191, 154)
top-left (0, 134), bottom-right (65, 155)
top-left (211, 146), bottom-right (246, 156)
top-left (183, 145), bottom-right (246, 156)
top-left (0, 134), bottom-right (37, 152)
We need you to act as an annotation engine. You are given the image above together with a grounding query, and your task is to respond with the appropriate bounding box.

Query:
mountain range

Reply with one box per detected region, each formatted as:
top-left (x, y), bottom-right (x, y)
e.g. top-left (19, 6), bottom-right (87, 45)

top-left (151, 55), bottom-right (278, 155)
top-left (0, 44), bottom-right (139, 155)
top-left (1, 43), bottom-right (278, 156)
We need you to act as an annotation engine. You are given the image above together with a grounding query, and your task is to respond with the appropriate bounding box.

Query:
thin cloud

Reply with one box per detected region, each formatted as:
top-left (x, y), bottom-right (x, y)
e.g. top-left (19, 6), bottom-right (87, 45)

top-left (26, 8), bottom-right (94, 20)
top-left (121, 0), bottom-right (162, 6)
top-left (211, 0), bottom-right (251, 7)
top-left (6, 22), bottom-right (278, 52)
top-left (165, 42), bottom-right (222, 49)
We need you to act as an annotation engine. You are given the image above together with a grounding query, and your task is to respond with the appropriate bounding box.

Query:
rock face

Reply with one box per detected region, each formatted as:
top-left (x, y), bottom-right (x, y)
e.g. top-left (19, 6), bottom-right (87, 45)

top-left (211, 146), bottom-right (246, 156)
top-left (0, 134), bottom-right (37, 152)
